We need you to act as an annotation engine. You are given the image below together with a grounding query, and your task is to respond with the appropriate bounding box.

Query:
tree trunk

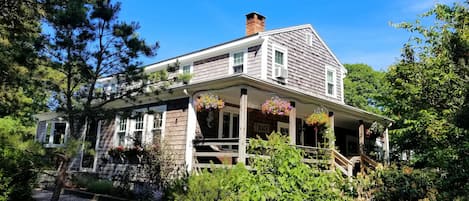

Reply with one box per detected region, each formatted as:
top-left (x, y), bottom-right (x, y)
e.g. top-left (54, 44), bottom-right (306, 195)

top-left (50, 159), bottom-right (69, 201)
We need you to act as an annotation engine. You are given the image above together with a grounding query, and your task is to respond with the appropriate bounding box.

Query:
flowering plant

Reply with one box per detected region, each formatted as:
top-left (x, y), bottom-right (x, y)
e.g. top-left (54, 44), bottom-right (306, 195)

top-left (305, 112), bottom-right (329, 127)
top-left (108, 145), bottom-right (125, 158)
top-left (195, 93), bottom-right (225, 112)
top-left (261, 96), bottom-right (292, 116)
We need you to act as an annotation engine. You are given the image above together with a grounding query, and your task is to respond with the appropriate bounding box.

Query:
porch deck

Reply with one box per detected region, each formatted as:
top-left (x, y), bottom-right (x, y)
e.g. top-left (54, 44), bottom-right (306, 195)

top-left (192, 138), bottom-right (377, 177)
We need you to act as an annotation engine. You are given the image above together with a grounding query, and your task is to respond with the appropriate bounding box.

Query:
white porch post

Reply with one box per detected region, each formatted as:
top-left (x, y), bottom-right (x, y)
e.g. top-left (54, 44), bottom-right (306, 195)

top-left (358, 120), bottom-right (365, 173)
top-left (185, 96), bottom-right (197, 172)
top-left (238, 88), bottom-right (248, 164)
top-left (289, 101), bottom-right (296, 145)
top-left (383, 123), bottom-right (391, 165)
top-left (328, 111), bottom-right (335, 149)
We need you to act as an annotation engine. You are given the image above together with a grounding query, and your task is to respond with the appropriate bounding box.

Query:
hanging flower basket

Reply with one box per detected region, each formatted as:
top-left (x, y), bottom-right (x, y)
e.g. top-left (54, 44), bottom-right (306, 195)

top-left (305, 112), bottom-right (329, 127)
top-left (195, 93), bottom-right (225, 112)
top-left (261, 96), bottom-right (292, 116)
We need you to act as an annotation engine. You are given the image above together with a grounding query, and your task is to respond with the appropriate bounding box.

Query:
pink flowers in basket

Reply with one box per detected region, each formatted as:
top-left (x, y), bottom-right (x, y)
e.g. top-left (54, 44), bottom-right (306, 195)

top-left (195, 93), bottom-right (225, 112)
top-left (261, 96), bottom-right (292, 116)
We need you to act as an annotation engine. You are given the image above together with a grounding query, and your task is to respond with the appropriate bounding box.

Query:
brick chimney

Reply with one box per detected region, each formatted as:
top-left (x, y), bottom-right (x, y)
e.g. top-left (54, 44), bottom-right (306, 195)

top-left (246, 12), bottom-right (265, 36)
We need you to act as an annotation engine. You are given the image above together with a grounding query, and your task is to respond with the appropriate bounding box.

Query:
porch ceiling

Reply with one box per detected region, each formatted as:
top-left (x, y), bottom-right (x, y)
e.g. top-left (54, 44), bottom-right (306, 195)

top-left (177, 74), bottom-right (393, 129)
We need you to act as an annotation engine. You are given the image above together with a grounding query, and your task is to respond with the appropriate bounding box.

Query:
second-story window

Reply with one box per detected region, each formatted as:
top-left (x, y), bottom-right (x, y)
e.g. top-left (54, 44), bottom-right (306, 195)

top-left (273, 45), bottom-right (288, 80)
top-left (182, 65), bottom-right (191, 74)
top-left (326, 67), bottom-right (336, 96)
top-left (233, 52), bottom-right (244, 73)
top-left (152, 112), bottom-right (163, 144)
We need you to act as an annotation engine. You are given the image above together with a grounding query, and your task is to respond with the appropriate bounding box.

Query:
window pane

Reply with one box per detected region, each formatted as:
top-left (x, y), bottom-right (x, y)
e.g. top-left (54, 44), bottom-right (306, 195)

top-left (328, 83), bottom-right (334, 95)
top-left (135, 115), bottom-right (144, 131)
top-left (183, 65), bottom-right (191, 74)
top-left (233, 65), bottom-right (243, 73)
top-left (118, 132), bottom-right (125, 146)
top-left (53, 123), bottom-right (66, 144)
top-left (275, 50), bottom-right (284, 65)
top-left (327, 71), bottom-right (334, 82)
top-left (153, 112), bottom-right (163, 129)
top-left (119, 118), bottom-right (126, 132)
top-left (233, 52), bottom-right (243, 65)
top-left (222, 112), bottom-right (230, 138)
top-left (134, 131), bottom-right (142, 146)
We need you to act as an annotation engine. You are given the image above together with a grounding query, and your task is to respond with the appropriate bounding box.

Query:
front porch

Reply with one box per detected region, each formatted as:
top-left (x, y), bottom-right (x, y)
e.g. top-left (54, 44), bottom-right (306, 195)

top-left (183, 79), bottom-right (391, 177)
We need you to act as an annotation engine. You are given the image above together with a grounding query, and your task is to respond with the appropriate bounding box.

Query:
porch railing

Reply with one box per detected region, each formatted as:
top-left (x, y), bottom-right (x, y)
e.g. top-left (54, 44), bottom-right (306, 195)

top-left (193, 138), bottom-right (355, 177)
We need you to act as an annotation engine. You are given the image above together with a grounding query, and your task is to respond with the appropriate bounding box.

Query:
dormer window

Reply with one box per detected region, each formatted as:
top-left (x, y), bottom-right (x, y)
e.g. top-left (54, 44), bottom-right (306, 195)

top-left (230, 50), bottom-right (247, 74)
top-left (273, 44), bottom-right (288, 80)
top-left (325, 66), bottom-right (336, 96)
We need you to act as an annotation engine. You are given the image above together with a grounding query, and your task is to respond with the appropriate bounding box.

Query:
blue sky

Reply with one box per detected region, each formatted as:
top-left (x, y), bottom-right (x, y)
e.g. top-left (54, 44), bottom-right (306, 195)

top-left (119, 0), bottom-right (462, 71)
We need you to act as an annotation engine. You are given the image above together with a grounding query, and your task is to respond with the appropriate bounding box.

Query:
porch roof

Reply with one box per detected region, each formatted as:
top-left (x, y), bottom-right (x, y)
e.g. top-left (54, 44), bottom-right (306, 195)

top-left (175, 74), bottom-right (393, 125)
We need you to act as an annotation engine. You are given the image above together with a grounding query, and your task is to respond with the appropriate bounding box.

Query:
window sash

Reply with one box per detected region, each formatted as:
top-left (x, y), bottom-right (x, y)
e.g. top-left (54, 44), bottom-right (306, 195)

top-left (233, 52), bottom-right (244, 66)
top-left (326, 69), bottom-right (335, 95)
top-left (182, 65), bottom-right (191, 74)
top-left (275, 50), bottom-right (284, 65)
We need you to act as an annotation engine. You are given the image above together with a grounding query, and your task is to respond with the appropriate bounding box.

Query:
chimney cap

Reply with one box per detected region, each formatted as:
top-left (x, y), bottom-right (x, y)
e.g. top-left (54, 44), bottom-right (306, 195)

top-left (246, 12), bottom-right (265, 20)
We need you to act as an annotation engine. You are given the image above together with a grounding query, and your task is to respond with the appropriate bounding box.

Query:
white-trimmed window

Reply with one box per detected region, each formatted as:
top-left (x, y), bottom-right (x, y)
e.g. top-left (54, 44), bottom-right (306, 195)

top-left (42, 121), bottom-right (68, 147)
top-left (272, 44), bottom-right (288, 80)
top-left (325, 66), bottom-right (336, 96)
top-left (117, 118), bottom-right (127, 146)
top-left (114, 105), bottom-right (166, 147)
top-left (151, 111), bottom-right (164, 144)
top-left (179, 64), bottom-right (193, 74)
top-left (230, 50), bottom-right (247, 74)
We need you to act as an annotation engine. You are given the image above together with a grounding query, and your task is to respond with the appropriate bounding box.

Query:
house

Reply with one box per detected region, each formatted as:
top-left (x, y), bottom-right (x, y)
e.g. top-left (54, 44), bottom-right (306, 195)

top-left (35, 12), bottom-right (392, 178)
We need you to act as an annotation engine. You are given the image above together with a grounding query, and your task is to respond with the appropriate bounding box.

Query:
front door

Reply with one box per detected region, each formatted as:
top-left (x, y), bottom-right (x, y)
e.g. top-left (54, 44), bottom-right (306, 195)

top-left (218, 107), bottom-right (239, 149)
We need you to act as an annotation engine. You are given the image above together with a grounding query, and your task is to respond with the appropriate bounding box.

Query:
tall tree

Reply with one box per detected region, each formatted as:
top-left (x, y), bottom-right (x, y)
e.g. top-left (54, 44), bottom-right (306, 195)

top-left (343, 63), bottom-right (385, 114)
top-left (0, 0), bottom-right (51, 122)
top-left (384, 2), bottom-right (468, 198)
top-left (43, 0), bottom-right (177, 200)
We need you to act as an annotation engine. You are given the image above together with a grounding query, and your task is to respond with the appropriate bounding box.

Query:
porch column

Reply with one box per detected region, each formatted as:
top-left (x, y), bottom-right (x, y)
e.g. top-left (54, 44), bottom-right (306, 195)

top-left (185, 95), bottom-right (197, 172)
top-left (289, 101), bottom-right (296, 145)
top-left (238, 88), bottom-right (248, 164)
top-left (358, 120), bottom-right (365, 154)
top-left (328, 112), bottom-right (335, 149)
top-left (383, 123), bottom-right (391, 165)
top-left (328, 111), bottom-right (335, 170)
top-left (358, 120), bottom-right (365, 173)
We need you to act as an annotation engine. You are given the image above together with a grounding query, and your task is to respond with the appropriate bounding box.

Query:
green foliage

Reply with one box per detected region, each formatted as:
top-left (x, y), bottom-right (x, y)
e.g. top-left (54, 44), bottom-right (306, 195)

top-left (355, 166), bottom-right (439, 201)
top-left (0, 0), bottom-right (51, 122)
top-left (170, 132), bottom-right (350, 201)
top-left (343, 63), bottom-right (385, 114)
top-left (384, 2), bottom-right (469, 199)
top-left (86, 180), bottom-right (114, 195)
top-left (177, 72), bottom-right (193, 84)
top-left (0, 117), bottom-right (45, 201)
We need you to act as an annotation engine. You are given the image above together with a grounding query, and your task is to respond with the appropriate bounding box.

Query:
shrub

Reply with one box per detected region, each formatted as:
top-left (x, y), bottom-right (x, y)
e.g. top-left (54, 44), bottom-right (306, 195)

top-left (86, 179), bottom-right (114, 195)
top-left (169, 132), bottom-right (351, 201)
top-left (354, 165), bottom-right (439, 201)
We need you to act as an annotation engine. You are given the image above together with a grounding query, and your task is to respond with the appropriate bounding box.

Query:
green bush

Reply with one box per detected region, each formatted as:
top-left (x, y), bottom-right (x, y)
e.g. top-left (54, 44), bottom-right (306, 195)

top-left (86, 179), bottom-right (114, 195)
top-left (0, 117), bottom-right (44, 201)
top-left (169, 132), bottom-right (351, 201)
top-left (355, 166), bottom-right (439, 201)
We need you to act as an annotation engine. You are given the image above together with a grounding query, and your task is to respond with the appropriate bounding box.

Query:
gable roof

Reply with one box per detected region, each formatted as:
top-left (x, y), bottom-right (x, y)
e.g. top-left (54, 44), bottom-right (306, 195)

top-left (260, 24), bottom-right (347, 74)
top-left (143, 24), bottom-right (347, 74)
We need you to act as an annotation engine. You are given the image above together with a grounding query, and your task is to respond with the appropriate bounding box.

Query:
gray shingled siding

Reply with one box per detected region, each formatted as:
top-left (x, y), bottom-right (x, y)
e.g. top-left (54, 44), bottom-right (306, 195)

top-left (192, 54), bottom-right (229, 83)
top-left (247, 45), bottom-right (262, 78)
top-left (95, 99), bottom-right (188, 177)
top-left (266, 28), bottom-right (343, 102)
